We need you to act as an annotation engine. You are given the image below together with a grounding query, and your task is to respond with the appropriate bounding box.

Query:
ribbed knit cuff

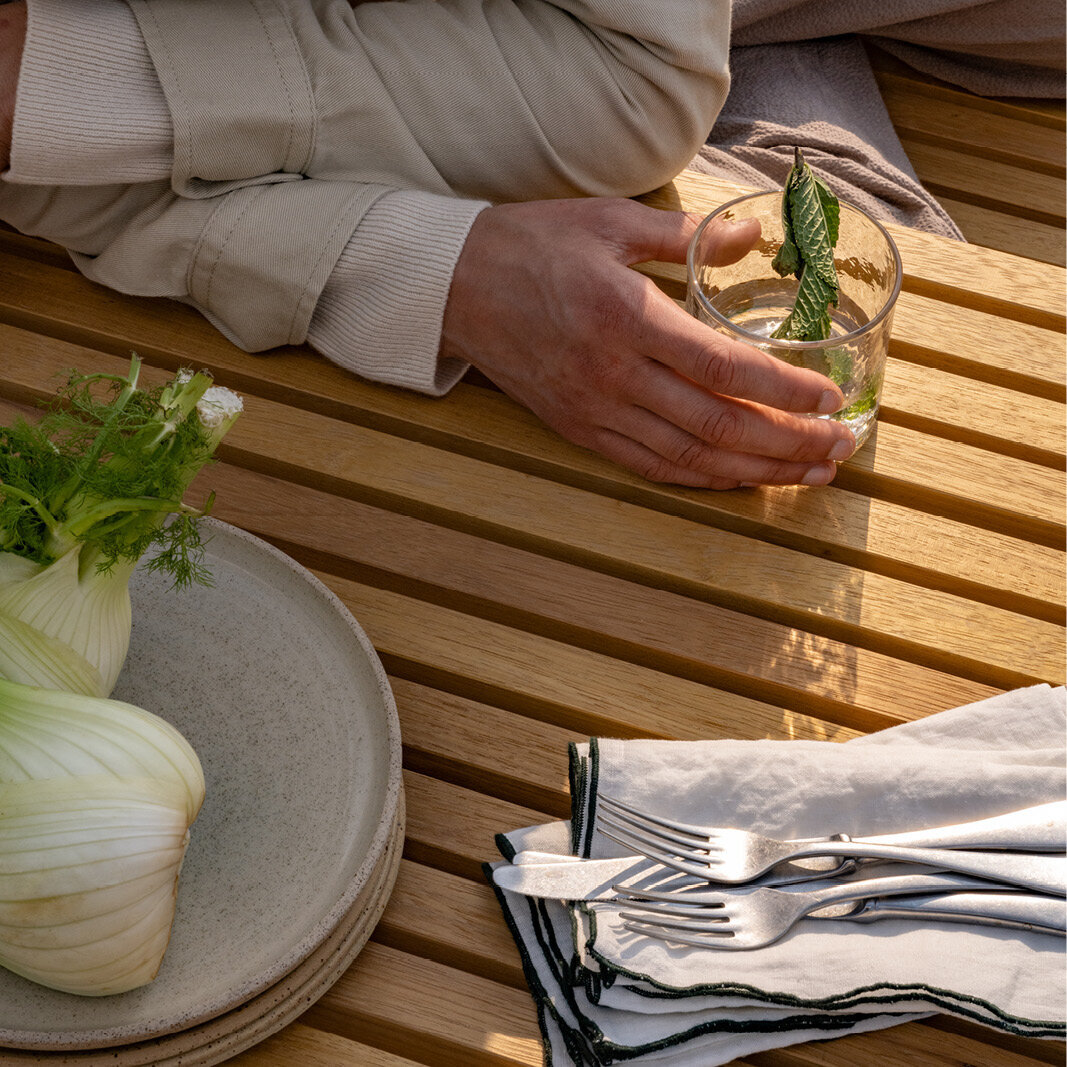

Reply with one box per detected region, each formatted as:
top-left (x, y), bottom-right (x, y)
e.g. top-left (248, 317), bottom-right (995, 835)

top-left (307, 190), bottom-right (488, 397)
top-left (9, 0), bottom-right (172, 185)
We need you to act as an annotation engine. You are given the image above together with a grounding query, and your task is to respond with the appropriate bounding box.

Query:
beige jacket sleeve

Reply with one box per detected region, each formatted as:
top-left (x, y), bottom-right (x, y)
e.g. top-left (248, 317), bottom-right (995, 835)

top-left (0, 0), bottom-right (730, 388)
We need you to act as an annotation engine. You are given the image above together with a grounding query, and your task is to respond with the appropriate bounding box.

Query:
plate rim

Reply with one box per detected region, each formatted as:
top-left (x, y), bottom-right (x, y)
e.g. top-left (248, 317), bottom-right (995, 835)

top-left (0, 519), bottom-right (404, 1050)
top-left (0, 794), bottom-right (406, 1065)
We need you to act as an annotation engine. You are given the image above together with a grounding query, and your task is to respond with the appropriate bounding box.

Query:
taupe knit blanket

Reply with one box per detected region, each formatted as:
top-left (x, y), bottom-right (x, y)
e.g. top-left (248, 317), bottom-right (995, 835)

top-left (691, 0), bottom-right (1066, 237)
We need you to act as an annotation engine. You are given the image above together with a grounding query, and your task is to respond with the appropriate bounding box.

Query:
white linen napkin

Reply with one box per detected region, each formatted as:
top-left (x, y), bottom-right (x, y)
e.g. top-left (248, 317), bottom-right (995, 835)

top-left (488, 685), bottom-right (1066, 1066)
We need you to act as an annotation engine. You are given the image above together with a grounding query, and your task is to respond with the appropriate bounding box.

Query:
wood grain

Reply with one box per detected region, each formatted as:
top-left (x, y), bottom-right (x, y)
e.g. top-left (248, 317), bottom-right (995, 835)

top-left (0, 134), bottom-right (1063, 1067)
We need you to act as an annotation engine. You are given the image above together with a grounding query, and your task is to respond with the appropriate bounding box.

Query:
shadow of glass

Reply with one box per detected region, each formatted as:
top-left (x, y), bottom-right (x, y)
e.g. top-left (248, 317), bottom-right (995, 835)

top-left (734, 427), bottom-right (881, 724)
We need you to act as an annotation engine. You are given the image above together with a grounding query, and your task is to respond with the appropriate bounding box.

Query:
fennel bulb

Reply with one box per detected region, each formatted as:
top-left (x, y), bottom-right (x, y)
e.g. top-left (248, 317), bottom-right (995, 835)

top-left (0, 356), bottom-right (242, 696)
top-left (0, 677), bottom-right (205, 995)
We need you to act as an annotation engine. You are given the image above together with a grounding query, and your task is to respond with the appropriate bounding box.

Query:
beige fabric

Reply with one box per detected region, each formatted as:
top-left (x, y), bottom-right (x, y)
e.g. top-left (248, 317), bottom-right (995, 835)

top-left (0, 0), bottom-right (1061, 391)
top-left (7, 0), bottom-right (171, 183)
top-left (732, 0), bottom-right (1067, 97)
top-left (0, 0), bottom-right (731, 371)
top-left (689, 0), bottom-right (1065, 240)
top-left (689, 38), bottom-right (967, 238)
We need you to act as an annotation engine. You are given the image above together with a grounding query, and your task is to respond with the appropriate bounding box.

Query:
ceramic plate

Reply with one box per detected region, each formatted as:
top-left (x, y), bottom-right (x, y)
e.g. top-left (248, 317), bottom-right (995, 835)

top-left (0, 806), bottom-right (405, 1066)
top-left (0, 520), bottom-right (403, 1051)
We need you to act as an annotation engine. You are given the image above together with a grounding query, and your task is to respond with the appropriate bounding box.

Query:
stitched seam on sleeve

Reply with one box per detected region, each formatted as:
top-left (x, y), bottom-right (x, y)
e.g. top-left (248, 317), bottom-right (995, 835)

top-left (286, 188), bottom-right (387, 343)
top-left (190, 187), bottom-right (263, 313)
top-left (255, 0), bottom-right (317, 173)
top-left (132, 2), bottom-right (190, 181)
top-left (251, 0), bottom-right (298, 171)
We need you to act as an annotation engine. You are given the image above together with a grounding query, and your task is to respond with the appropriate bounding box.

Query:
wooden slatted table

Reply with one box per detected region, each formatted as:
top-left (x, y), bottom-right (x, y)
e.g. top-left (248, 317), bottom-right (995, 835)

top-left (866, 45), bottom-right (1067, 267)
top-left (0, 167), bottom-right (1063, 1067)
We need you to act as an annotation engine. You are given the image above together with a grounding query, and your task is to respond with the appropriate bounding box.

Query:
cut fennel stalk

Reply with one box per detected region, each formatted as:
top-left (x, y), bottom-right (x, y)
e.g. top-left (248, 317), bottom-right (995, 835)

top-left (0, 677), bottom-right (205, 995)
top-left (0, 356), bottom-right (242, 697)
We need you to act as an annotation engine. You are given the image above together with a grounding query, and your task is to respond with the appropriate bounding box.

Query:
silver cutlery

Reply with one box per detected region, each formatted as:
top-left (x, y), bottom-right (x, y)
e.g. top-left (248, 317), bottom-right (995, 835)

top-left (597, 797), bottom-right (1067, 894)
top-left (616, 873), bottom-right (1067, 951)
top-left (816, 891), bottom-right (1067, 932)
top-left (599, 795), bottom-right (1067, 851)
top-left (497, 851), bottom-right (854, 899)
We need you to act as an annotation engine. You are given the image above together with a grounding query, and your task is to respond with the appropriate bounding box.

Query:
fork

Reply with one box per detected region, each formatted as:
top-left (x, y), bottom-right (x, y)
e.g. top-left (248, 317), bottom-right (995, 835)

top-left (597, 796), bottom-right (1067, 894)
top-left (616, 873), bottom-right (1067, 951)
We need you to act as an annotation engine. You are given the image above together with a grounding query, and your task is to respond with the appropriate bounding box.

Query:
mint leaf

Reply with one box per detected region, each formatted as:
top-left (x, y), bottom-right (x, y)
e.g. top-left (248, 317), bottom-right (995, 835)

top-left (771, 148), bottom-right (840, 342)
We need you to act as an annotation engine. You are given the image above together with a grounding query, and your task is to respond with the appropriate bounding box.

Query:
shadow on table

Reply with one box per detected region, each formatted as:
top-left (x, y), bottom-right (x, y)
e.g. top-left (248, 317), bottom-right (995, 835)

top-left (724, 428), bottom-right (881, 736)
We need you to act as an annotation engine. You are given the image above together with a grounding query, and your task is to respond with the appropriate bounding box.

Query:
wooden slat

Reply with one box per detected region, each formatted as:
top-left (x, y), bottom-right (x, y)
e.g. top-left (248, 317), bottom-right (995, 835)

top-left (867, 43), bottom-right (1067, 135)
top-left (833, 420), bottom-right (1064, 543)
top-left (879, 359), bottom-right (1065, 467)
top-left (896, 137), bottom-right (1066, 226)
top-left (5, 321), bottom-right (1063, 628)
top-left (403, 770), bottom-right (545, 880)
top-left (643, 172), bottom-right (1067, 332)
top-left (323, 573), bottom-right (1058, 743)
top-left (874, 85), bottom-right (1066, 176)
top-left (227, 1023), bottom-right (429, 1067)
top-left (931, 197), bottom-right (1066, 268)
top-left (228, 415), bottom-right (1063, 686)
top-left (304, 942), bottom-right (541, 1067)
top-left (888, 291), bottom-right (1065, 398)
top-left (2, 341), bottom-right (1062, 665)
top-left (300, 940), bottom-right (1057, 1067)
top-left (375, 859), bottom-right (528, 991)
top-left (395, 680), bottom-right (579, 817)
top-left (207, 464), bottom-right (1001, 733)
top-left (1, 339), bottom-right (1060, 685)
top-left (345, 581), bottom-right (848, 744)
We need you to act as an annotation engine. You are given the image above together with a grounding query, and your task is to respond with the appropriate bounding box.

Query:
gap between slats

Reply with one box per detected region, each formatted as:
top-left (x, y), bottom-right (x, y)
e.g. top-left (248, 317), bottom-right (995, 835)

top-left (0, 333), bottom-right (1062, 616)
top-left (641, 172), bottom-right (1067, 334)
top-left (1, 387), bottom-right (1062, 694)
top-left (201, 467), bottom-right (1021, 731)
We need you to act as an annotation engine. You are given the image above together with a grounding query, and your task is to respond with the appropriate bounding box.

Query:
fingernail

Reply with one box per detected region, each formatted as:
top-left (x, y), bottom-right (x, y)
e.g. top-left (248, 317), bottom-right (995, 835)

top-left (802, 462), bottom-right (836, 486)
top-left (828, 437), bottom-right (855, 462)
top-left (816, 390), bottom-right (843, 415)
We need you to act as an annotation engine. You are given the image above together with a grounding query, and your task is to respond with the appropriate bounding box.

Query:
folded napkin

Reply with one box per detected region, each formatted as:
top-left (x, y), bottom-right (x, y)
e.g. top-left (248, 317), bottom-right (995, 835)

top-left (488, 685), bottom-right (1067, 1066)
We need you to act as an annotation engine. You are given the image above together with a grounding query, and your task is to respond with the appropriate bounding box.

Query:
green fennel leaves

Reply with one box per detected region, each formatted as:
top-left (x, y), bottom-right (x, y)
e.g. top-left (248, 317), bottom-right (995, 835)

top-left (0, 359), bottom-right (225, 997)
top-left (0, 355), bottom-right (238, 580)
top-left (0, 356), bottom-right (242, 696)
top-left (771, 148), bottom-right (841, 342)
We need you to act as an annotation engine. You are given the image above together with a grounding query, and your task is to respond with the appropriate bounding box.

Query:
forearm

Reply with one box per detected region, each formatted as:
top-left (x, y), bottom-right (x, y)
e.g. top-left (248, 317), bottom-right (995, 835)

top-left (0, 0), bottom-right (26, 171)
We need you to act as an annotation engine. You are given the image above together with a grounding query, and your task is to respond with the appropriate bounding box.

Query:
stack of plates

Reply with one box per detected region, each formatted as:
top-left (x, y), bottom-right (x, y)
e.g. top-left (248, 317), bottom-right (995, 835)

top-left (0, 521), bottom-right (404, 1066)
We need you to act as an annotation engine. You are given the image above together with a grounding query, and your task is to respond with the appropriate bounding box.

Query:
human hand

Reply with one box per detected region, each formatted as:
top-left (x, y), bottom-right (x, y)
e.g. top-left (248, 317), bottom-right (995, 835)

top-left (0, 1), bottom-right (26, 172)
top-left (440, 198), bottom-right (856, 489)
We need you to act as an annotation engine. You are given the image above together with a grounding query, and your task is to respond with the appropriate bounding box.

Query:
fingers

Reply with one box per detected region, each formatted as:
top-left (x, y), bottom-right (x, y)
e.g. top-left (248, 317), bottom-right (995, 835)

top-left (635, 357), bottom-right (854, 465)
top-left (609, 203), bottom-right (700, 266)
top-left (589, 422), bottom-right (839, 491)
top-left (635, 282), bottom-right (850, 420)
top-left (609, 202), bottom-right (761, 271)
top-left (446, 198), bottom-right (858, 491)
top-left (693, 215), bottom-right (762, 269)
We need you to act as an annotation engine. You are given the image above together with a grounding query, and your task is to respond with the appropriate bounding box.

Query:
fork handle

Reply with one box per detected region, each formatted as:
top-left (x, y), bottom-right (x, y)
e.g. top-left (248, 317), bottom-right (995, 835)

top-left (791, 841), bottom-right (1066, 895)
top-left (800, 871), bottom-right (1020, 910)
top-left (843, 891), bottom-right (1067, 933)
top-left (790, 848), bottom-right (1066, 897)
top-left (856, 801), bottom-right (1066, 851)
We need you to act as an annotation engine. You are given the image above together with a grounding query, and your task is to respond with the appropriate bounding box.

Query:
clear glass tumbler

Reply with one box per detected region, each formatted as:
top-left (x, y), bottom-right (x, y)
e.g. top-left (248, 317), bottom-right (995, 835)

top-left (686, 191), bottom-right (903, 449)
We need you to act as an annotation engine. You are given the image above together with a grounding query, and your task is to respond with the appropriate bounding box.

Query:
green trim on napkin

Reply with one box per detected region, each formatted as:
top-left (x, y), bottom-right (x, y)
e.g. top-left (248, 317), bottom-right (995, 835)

top-left (569, 738), bottom-right (601, 858)
top-left (575, 898), bottom-right (1065, 1037)
top-left (486, 867), bottom-right (918, 1065)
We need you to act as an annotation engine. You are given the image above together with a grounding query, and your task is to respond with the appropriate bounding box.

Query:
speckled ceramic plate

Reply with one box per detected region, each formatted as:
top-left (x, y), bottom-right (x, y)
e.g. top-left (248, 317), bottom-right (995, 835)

top-left (0, 800), bottom-right (404, 1066)
top-left (0, 520), bottom-right (403, 1054)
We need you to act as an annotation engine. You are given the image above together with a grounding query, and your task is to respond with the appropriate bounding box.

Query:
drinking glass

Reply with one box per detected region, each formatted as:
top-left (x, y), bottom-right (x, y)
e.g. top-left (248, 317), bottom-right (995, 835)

top-left (686, 191), bottom-right (903, 449)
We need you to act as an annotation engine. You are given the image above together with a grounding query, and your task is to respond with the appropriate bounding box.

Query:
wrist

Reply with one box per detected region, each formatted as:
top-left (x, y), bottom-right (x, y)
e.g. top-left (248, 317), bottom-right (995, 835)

top-left (0, 1), bottom-right (26, 171)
